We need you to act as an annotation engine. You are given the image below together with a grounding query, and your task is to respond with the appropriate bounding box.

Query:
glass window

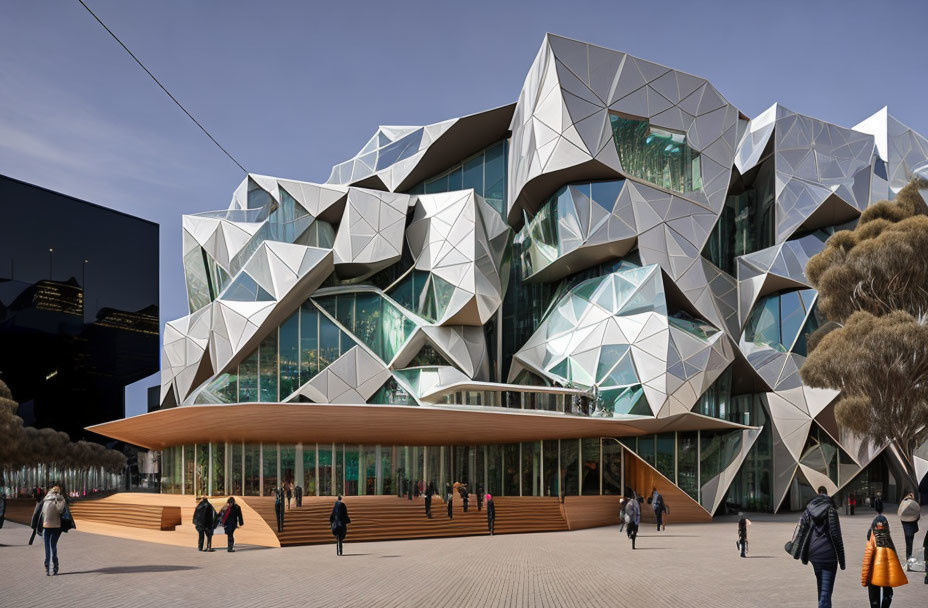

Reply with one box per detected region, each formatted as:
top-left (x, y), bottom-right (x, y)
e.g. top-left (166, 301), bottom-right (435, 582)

top-left (487, 444), bottom-right (502, 496)
top-left (484, 141), bottom-right (506, 214)
top-left (300, 302), bottom-right (319, 384)
top-left (238, 351), bottom-right (258, 402)
top-left (700, 430), bottom-right (743, 508)
top-left (262, 443), bottom-right (278, 495)
top-left (602, 439), bottom-right (622, 495)
top-left (302, 444), bottom-right (316, 496)
top-left (503, 443), bottom-right (520, 496)
top-left (318, 444), bottom-right (333, 496)
top-left (562, 439), bottom-right (579, 496)
top-left (211, 442), bottom-right (225, 496)
top-left (637, 435), bottom-right (656, 467)
top-left (244, 443), bottom-right (260, 496)
top-left (230, 442), bottom-right (243, 495)
top-left (335, 444), bottom-right (345, 496)
top-left (280, 444), bottom-right (295, 487)
top-left (656, 433), bottom-right (675, 481)
top-left (279, 312), bottom-right (300, 399)
top-left (462, 154), bottom-right (484, 194)
top-left (259, 331), bottom-right (278, 402)
top-left (522, 441), bottom-right (541, 496)
top-left (344, 445), bottom-right (360, 496)
top-left (609, 114), bottom-right (702, 193)
top-left (319, 313), bottom-right (341, 369)
top-left (364, 445), bottom-right (377, 496)
top-left (677, 432), bottom-right (698, 501)
top-left (183, 444), bottom-right (195, 495)
top-left (543, 440), bottom-right (559, 497)
top-left (581, 438), bottom-right (600, 495)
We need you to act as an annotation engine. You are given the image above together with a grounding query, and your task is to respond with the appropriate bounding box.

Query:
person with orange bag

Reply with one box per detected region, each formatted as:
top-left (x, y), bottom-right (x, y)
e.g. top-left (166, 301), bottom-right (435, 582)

top-left (861, 500), bottom-right (907, 607)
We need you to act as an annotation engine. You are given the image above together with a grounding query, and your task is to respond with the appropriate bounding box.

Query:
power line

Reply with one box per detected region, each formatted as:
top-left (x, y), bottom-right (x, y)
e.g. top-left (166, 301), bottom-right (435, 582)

top-left (77, 0), bottom-right (247, 173)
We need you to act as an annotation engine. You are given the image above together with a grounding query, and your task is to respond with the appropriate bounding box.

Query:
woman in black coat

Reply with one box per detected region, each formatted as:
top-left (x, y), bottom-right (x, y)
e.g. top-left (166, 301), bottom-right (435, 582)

top-left (330, 496), bottom-right (350, 556)
top-left (486, 494), bottom-right (496, 535)
top-left (219, 497), bottom-right (244, 552)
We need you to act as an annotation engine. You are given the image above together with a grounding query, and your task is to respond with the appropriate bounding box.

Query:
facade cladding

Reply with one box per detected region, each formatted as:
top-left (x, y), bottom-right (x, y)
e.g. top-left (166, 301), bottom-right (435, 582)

top-left (0, 174), bottom-right (160, 441)
top-left (142, 35), bottom-right (928, 513)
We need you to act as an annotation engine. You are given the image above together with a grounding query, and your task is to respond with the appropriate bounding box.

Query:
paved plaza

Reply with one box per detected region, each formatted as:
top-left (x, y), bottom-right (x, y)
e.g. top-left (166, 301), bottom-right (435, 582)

top-left (1, 511), bottom-right (924, 607)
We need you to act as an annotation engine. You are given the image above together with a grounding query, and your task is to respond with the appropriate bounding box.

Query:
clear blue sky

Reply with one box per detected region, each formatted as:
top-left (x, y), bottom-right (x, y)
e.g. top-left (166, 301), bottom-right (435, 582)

top-left (2, 0), bottom-right (926, 416)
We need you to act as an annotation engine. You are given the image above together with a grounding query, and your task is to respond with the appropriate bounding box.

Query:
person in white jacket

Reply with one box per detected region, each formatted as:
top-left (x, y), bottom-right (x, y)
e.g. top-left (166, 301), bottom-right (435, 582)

top-left (31, 486), bottom-right (66, 575)
top-left (897, 491), bottom-right (921, 566)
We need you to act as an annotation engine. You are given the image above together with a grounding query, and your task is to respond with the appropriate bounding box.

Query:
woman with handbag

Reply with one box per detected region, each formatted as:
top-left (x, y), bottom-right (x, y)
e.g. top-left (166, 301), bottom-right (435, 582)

top-left (787, 487), bottom-right (845, 608)
top-left (219, 496), bottom-right (244, 552)
top-left (861, 504), bottom-right (907, 607)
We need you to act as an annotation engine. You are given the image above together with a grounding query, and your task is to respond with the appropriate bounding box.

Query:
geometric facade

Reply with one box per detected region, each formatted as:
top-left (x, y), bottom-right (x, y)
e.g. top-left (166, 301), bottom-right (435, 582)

top-left (95, 34), bottom-right (928, 513)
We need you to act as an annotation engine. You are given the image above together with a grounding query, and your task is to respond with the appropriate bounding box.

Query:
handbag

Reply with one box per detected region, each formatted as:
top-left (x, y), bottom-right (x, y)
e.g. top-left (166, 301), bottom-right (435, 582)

top-left (624, 514), bottom-right (630, 525)
top-left (784, 522), bottom-right (801, 557)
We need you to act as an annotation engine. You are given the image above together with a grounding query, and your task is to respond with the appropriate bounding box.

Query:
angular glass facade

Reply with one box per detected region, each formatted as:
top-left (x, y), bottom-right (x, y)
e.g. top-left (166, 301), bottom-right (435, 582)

top-left (408, 140), bottom-right (508, 216)
top-left (610, 114), bottom-right (701, 193)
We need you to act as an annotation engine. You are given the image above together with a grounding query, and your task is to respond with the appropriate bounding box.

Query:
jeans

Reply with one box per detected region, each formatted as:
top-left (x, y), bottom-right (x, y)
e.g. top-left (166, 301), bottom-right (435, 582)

top-left (813, 565), bottom-right (837, 608)
top-left (867, 584), bottom-right (893, 608)
top-left (43, 528), bottom-right (62, 570)
top-left (901, 522), bottom-right (917, 560)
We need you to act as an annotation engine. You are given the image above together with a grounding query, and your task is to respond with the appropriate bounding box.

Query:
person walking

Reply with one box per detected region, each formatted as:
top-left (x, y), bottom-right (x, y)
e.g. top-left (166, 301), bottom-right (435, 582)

top-left (274, 487), bottom-right (285, 532)
top-left (285, 482), bottom-right (293, 510)
top-left (626, 494), bottom-right (641, 549)
top-left (651, 487), bottom-right (668, 531)
top-left (462, 486), bottom-right (470, 513)
top-left (446, 492), bottom-right (454, 519)
top-left (424, 485), bottom-right (433, 519)
top-left (873, 492), bottom-right (883, 514)
top-left (796, 486), bottom-right (846, 608)
top-left (295, 484), bottom-right (303, 508)
top-left (193, 497), bottom-right (217, 552)
top-left (486, 494), bottom-right (495, 535)
top-left (861, 500), bottom-right (907, 606)
top-left (897, 490), bottom-right (920, 567)
top-left (737, 512), bottom-right (749, 558)
top-left (30, 485), bottom-right (68, 575)
top-left (219, 497), bottom-right (244, 552)
top-left (330, 495), bottom-right (350, 556)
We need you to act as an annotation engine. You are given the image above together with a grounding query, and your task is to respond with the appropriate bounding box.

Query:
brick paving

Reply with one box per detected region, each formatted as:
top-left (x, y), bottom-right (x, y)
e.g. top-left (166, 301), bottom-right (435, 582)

top-left (1, 510), bottom-right (924, 607)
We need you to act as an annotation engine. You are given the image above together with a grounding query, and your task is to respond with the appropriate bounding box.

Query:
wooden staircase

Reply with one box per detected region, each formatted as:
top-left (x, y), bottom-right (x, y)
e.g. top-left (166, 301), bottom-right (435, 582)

top-left (244, 495), bottom-right (569, 547)
top-left (68, 501), bottom-right (183, 531)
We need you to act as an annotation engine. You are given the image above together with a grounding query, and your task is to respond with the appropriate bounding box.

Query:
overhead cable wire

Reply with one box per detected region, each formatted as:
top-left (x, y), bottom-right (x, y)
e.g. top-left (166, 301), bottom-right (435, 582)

top-left (77, 0), bottom-right (248, 173)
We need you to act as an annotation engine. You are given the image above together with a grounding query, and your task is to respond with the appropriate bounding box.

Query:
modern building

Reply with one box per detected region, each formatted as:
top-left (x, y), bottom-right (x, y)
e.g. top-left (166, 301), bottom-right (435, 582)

top-left (0, 174), bottom-right (159, 441)
top-left (91, 35), bottom-right (928, 514)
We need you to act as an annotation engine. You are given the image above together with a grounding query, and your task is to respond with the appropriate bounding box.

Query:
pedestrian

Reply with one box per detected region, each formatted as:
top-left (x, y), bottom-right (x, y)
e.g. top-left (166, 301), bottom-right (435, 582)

top-left (330, 495), bottom-right (350, 556)
top-left (477, 484), bottom-right (484, 511)
top-left (193, 497), bottom-right (217, 552)
top-left (424, 485), bottom-right (433, 519)
top-left (461, 485), bottom-right (469, 512)
top-left (922, 528), bottom-right (928, 585)
top-left (795, 486), bottom-right (846, 608)
top-left (285, 482), bottom-right (293, 510)
top-left (737, 512), bottom-right (749, 558)
top-left (873, 493), bottom-right (883, 514)
top-left (274, 487), bottom-right (285, 532)
top-left (30, 485), bottom-right (71, 575)
top-left (897, 490), bottom-right (920, 567)
top-left (486, 494), bottom-right (495, 535)
top-left (651, 487), bottom-right (668, 531)
top-left (626, 494), bottom-right (641, 549)
top-left (618, 498), bottom-right (626, 533)
top-left (447, 493), bottom-right (454, 519)
top-left (0, 493), bottom-right (6, 529)
top-left (861, 499), bottom-right (907, 606)
top-left (219, 496), bottom-right (244, 552)
top-left (295, 484), bottom-right (303, 508)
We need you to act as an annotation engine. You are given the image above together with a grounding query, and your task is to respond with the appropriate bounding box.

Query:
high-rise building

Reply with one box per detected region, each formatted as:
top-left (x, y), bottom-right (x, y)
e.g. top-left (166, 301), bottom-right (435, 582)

top-left (0, 174), bottom-right (159, 441)
top-left (91, 35), bottom-right (928, 513)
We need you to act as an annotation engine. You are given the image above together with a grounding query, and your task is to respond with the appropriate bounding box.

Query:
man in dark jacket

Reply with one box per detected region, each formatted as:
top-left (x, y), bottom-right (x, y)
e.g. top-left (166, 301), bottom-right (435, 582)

top-left (799, 487), bottom-right (845, 608)
top-left (330, 496), bottom-right (350, 556)
top-left (737, 512), bottom-right (748, 558)
top-left (274, 487), bottom-right (285, 532)
top-left (424, 486), bottom-right (433, 519)
top-left (486, 494), bottom-right (496, 535)
top-left (294, 485), bottom-right (303, 508)
top-left (193, 497), bottom-right (217, 551)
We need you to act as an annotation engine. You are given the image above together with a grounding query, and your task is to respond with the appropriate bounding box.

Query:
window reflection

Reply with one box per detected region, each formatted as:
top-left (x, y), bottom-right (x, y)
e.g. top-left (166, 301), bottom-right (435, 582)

top-left (610, 114), bottom-right (701, 193)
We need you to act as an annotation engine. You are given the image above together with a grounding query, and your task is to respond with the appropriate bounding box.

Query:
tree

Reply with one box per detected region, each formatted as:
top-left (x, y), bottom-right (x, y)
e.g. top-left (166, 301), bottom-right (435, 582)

top-left (801, 178), bottom-right (928, 495)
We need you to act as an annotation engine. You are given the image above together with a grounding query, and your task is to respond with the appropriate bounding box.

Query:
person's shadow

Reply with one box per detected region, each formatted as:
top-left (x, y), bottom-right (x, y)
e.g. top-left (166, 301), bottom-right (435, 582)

top-left (59, 565), bottom-right (199, 575)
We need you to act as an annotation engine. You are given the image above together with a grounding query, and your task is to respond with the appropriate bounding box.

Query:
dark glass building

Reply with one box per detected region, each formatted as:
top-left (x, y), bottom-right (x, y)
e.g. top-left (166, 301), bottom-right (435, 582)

top-left (0, 174), bottom-right (159, 441)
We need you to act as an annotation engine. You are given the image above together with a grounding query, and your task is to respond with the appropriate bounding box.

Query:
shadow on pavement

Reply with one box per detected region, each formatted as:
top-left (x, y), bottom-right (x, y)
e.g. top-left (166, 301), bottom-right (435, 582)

top-left (59, 565), bottom-right (200, 575)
